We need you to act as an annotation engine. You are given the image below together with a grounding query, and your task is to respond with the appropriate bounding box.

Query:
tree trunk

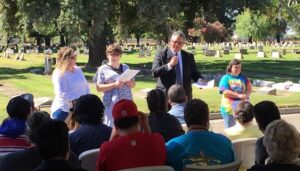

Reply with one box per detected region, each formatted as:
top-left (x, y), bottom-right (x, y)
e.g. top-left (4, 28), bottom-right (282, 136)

top-left (60, 34), bottom-right (66, 47)
top-left (45, 36), bottom-right (51, 47)
top-left (248, 37), bottom-right (252, 43)
top-left (276, 34), bottom-right (280, 43)
top-left (86, 25), bottom-right (107, 68)
top-left (36, 36), bottom-right (42, 46)
top-left (136, 34), bottom-right (140, 47)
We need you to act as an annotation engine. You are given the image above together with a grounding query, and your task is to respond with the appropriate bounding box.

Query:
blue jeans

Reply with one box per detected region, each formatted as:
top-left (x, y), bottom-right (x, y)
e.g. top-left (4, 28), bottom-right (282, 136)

top-left (52, 109), bottom-right (69, 121)
top-left (222, 114), bottom-right (236, 128)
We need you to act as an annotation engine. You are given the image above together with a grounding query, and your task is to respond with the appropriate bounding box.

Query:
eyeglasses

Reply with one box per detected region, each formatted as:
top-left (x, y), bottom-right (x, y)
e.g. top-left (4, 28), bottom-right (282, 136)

top-left (171, 40), bottom-right (184, 45)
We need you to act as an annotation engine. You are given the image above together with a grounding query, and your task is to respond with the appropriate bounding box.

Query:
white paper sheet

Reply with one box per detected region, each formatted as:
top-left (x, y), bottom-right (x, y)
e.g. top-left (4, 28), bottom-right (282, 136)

top-left (118, 69), bottom-right (140, 82)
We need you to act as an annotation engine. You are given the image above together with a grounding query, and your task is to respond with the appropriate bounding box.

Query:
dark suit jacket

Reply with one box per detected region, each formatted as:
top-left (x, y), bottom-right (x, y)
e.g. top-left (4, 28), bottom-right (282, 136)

top-left (152, 47), bottom-right (202, 101)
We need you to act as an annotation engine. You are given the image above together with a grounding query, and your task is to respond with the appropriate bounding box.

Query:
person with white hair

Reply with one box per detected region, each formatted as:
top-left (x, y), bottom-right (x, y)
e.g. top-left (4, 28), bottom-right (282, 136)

top-left (248, 120), bottom-right (300, 171)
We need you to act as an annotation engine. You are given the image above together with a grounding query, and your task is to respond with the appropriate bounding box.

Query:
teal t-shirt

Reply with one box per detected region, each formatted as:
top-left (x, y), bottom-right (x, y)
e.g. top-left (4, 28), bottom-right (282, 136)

top-left (166, 131), bottom-right (235, 171)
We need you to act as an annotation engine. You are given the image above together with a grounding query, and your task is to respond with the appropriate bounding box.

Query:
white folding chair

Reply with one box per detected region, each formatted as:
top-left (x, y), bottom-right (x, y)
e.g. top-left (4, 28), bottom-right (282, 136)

top-left (78, 148), bottom-right (100, 171)
top-left (119, 165), bottom-right (175, 171)
top-left (232, 138), bottom-right (257, 170)
top-left (183, 160), bottom-right (242, 171)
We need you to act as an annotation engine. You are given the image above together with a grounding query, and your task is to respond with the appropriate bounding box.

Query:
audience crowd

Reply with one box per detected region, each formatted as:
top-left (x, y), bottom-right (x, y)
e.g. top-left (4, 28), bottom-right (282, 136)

top-left (0, 45), bottom-right (299, 171)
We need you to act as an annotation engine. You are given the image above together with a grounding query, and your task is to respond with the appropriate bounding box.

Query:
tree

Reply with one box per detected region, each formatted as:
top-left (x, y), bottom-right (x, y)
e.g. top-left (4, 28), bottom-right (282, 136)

top-left (235, 9), bottom-right (271, 43)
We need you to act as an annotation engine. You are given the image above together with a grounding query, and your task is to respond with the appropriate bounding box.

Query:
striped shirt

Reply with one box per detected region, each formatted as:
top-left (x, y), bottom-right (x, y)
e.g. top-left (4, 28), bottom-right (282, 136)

top-left (0, 134), bottom-right (30, 155)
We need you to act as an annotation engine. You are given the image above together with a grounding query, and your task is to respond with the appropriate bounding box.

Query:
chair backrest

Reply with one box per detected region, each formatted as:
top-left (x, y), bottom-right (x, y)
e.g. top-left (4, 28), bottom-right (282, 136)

top-left (78, 148), bottom-right (100, 171)
top-left (119, 165), bottom-right (175, 171)
top-left (183, 160), bottom-right (242, 171)
top-left (232, 138), bottom-right (257, 169)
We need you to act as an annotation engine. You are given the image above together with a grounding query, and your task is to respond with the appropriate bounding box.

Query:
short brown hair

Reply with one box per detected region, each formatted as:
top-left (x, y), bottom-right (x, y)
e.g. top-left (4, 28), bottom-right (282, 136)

top-left (106, 44), bottom-right (122, 55)
top-left (168, 85), bottom-right (186, 103)
top-left (226, 59), bottom-right (241, 74)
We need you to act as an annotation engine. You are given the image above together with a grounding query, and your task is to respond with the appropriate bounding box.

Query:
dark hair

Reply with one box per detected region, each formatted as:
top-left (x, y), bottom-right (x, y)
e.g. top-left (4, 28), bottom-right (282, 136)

top-left (235, 101), bottom-right (254, 124)
top-left (73, 94), bottom-right (104, 125)
top-left (226, 59), bottom-right (241, 74)
top-left (35, 120), bottom-right (69, 160)
top-left (19, 93), bottom-right (35, 110)
top-left (168, 84), bottom-right (186, 103)
top-left (114, 116), bottom-right (139, 130)
top-left (6, 96), bottom-right (31, 120)
top-left (146, 89), bottom-right (167, 115)
top-left (26, 111), bottom-right (50, 144)
top-left (106, 44), bottom-right (122, 55)
top-left (184, 99), bottom-right (209, 127)
top-left (254, 101), bottom-right (281, 132)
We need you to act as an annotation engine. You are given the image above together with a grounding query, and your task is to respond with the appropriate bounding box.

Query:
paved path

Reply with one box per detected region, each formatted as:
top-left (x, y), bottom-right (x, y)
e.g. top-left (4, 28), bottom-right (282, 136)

top-left (210, 113), bottom-right (300, 134)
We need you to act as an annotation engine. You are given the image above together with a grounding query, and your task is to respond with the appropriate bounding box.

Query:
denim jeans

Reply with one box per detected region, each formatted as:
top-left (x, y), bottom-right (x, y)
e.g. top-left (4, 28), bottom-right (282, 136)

top-left (52, 109), bottom-right (69, 121)
top-left (222, 114), bottom-right (236, 128)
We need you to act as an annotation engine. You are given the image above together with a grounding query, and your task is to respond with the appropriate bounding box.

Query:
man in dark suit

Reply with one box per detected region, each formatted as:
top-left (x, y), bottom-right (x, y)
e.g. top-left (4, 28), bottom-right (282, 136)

top-left (152, 31), bottom-right (202, 101)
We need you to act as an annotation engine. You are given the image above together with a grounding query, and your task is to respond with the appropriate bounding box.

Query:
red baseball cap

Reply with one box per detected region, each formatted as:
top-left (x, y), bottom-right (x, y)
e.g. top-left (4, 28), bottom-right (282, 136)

top-left (112, 99), bottom-right (138, 120)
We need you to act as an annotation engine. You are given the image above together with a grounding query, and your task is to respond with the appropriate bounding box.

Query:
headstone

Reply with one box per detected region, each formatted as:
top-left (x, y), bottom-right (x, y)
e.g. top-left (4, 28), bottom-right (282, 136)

top-left (235, 53), bottom-right (243, 59)
top-left (139, 47), bottom-right (145, 57)
top-left (224, 46), bottom-right (231, 50)
top-left (252, 80), bottom-right (275, 87)
top-left (223, 49), bottom-right (229, 55)
top-left (257, 51), bottom-right (265, 58)
top-left (271, 51), bottom-right (280, 59)
top-left (239, 49), bottom-right (248, 54)
top-left (258, 45), bottom-right (263, 51)
top-left (215, 50), bottom-right (221, 58)
top-left (289, 83), bottom-right (300, 92)
top-left (145, 48), bottom-right (151, 56)
top-left (249, 46), bottom-right (255, 49)
top-left (282, 49), bottom-right (286, 55)
top-left (205, 50), bottom-right (216, 56)
top-left (44, 57), bottom-right (52, 75)
top-left (258, 87), bottom-right (276, 95)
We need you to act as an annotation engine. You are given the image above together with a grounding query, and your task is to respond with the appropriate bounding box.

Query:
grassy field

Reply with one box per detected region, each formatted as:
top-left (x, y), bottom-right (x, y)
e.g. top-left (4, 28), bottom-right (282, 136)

top-left (0, 45), bottom-right (300, 121)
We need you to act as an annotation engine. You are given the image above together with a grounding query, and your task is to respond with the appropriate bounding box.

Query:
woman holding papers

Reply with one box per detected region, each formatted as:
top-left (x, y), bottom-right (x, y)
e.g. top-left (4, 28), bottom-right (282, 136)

top-left (219, 59), bottom-right (252, 128)
top-left (94, 44), bottom-right (135, 127)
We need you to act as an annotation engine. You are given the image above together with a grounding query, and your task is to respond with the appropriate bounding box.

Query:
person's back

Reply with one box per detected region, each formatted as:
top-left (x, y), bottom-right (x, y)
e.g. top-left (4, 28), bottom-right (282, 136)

top-left (99, 132), bottom-right (166, 171)
top-left (33, 120), bottom-right (85, 171)
top-left (166, 99), bottom-right (234, 171)
top-left (253, 101), bottom-right (281, 165)
top-left (224, 102), bottom-right (262, 140)
top-left (0, 112), bottom-right (80, 171)
top-left (69, 94), bottom-right (112, 156)
top-left (167, 85), bottom-right (187, 124)
top-left (148, 113), bottom-right (184, 142)
top-left (224, 122), bottom-right (262, 140)
top-left (97, 99), bottom-right (166, 171)
top-left (0, 96), bottom-right (32, 154)
top-left (146, 89), bottom-right (184, 142)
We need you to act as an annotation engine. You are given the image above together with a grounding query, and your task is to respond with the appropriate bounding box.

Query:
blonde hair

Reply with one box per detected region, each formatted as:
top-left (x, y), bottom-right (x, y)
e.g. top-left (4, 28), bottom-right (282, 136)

top-left (264, 120), bottom-right (300, 162)
top-left (56, 47), bottom-right (77, 74)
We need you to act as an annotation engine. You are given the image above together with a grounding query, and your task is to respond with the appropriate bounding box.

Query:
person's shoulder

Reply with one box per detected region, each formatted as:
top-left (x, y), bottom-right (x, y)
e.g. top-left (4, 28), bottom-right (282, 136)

top-left (181, 49), bottom-right (193, 57)
top-left (208, 131), bottom-right (232, 143)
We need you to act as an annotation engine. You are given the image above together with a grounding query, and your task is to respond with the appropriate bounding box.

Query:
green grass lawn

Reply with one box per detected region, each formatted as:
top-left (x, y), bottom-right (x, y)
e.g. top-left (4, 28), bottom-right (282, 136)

top-left (0, 46), bottom-right (300, 121)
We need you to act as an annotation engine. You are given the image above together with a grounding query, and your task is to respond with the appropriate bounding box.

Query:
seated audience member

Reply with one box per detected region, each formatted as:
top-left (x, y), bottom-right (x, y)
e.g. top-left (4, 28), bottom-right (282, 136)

top-left (224, 101), bottom-right (263, 140)
top-left (248, 120), bottom-right (300, 171)
top-left (19, 93), bottom-right (39, 112)
top-left (65, 99), bottom-right (80, 132)
top-left (33, 120), bottom-right (85, 171)
top-left (0, 112), bottom-right (80, 171)
top-left (253, 101), bottom-right (281, 165)
top-left (69, 94), bottom-right (112, 156)
top-left (97, 99), bottom-right (166, 171)
top-left (147, 89), bottom-right (184, 142)
top-left (0, 96), bottom-right (31, 154)
top-left (166, 99), bottom-right (235, 171)
top-left (167, 84), bottom-right (187, 124)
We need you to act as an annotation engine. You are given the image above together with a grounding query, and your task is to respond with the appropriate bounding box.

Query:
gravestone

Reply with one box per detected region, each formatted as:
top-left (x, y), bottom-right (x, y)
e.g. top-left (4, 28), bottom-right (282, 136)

top-left (205, 50), bottom-right (217, 56)
top-left (257, 51), bottom-right (265, 58)
top-left (235, 53), bottom-right (243, 59)
top-left (282, 49), bottom-right (286, 55)
top-left (145, 48), bottom-right (151, 56)
top-left (223, 49), bottom-right (230, 55)
top-left (258, 46), bottom-right (263, 51)
top-left (271, 51), bottom-right (280, 59)
top-left (249, 46), bottom-right (255, 49)
top-left (44, 57), bottom-right (52, 75)
top-left (139, 47), bottom-right (145, 57)
top-left (258, 87), bottom-right (276, 95)
top-left (239, 49), bottom-right (248, 54)
top-left (215, 50), bottom-right (222, 58)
